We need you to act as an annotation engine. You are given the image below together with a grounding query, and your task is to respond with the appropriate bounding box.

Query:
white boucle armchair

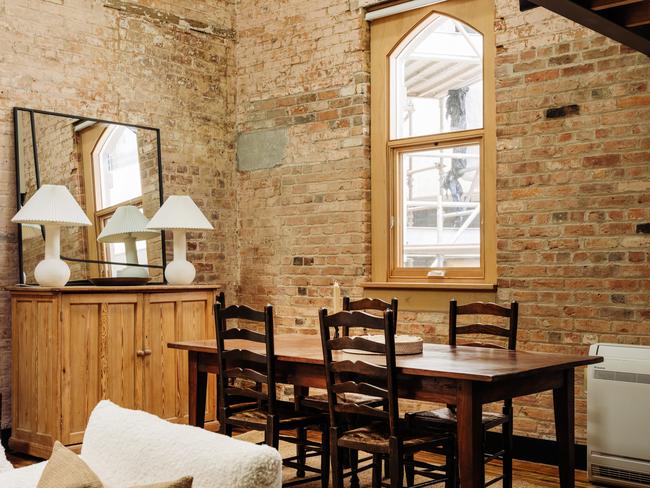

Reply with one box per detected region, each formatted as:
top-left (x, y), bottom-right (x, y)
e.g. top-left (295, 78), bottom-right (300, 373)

top-left (0, 400), bottom-right (283, 488)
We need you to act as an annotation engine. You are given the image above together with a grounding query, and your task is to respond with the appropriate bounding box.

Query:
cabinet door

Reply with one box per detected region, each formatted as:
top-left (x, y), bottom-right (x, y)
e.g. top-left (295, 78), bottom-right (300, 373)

top-left (142, 291), bottom-right (216, 424)
top-left (11, 294), bottom-right (60, 457)
top-left (61, 293), bottom-right (142, 445)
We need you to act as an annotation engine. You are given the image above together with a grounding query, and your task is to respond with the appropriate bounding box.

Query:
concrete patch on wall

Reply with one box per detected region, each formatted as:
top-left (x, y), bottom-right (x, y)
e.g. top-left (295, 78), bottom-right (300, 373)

top-left (237, 128), bottom-right (287, 171)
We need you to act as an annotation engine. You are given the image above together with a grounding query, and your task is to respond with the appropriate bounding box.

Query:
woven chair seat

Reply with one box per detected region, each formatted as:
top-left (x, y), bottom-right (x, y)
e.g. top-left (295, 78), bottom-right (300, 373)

top-left (227, 404), bottom-right (324, 430)
top-left (411, 407), bottom-right (508, 431)
top-left (302, 391), bottom-right (383, 410)
top-left (338, 422), bottom-right (449, 454)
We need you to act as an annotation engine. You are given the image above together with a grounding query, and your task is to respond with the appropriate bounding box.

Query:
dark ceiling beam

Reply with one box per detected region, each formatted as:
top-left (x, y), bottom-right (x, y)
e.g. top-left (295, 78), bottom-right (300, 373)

top-left (524, 0), bottom-right (650, 55)
top-left (591, 0), bottom-right (644, 10)
top-left (618, 2), bottom-right (650, 27)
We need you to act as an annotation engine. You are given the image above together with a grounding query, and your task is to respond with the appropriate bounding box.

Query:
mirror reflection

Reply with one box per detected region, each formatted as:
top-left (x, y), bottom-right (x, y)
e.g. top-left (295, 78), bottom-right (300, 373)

top-left (15, 108), bottom-right (165, 284)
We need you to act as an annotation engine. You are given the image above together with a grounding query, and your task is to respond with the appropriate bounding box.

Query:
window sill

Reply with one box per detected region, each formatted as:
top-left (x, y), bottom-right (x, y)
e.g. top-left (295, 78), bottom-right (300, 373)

top-left (361, 281), bottom-right (497, 312)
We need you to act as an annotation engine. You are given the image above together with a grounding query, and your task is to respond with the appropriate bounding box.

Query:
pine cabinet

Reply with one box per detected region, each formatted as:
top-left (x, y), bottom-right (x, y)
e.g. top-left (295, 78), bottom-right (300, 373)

top-left (9, 285), bottom-right (220, 458)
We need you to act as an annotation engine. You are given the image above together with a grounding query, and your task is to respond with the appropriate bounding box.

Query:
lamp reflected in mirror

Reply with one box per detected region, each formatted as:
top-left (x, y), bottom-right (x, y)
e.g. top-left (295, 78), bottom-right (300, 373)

top-left (97, 205), bottom-right (159, 278)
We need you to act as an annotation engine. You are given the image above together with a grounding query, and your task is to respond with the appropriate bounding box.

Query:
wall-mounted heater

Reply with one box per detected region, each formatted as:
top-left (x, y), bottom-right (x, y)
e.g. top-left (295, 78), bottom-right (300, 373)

top-left (588, 344), bottom-right (650, 487)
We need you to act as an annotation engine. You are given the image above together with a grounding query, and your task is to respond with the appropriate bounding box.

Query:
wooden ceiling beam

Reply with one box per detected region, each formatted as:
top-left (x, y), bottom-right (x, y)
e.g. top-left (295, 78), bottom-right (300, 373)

top-left (591, 0), bottom-right (643, 11)
top-left (525, 0), bottom-right (650, 55)
top-left (619, 2), bottom-right (650, 27)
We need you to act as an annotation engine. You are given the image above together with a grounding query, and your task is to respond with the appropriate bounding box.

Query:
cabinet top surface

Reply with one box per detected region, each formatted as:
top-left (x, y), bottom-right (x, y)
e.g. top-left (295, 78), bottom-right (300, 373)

top-left (6, 284), bottom-right (222, 293)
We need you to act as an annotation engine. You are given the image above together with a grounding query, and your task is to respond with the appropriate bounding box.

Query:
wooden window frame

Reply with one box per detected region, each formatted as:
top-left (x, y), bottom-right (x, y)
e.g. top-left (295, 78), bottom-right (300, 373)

top-left (365, 0), bottom-right (497, 309)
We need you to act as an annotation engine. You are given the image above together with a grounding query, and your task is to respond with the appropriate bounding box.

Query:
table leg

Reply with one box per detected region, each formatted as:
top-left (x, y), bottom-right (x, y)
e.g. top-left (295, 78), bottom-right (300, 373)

top-left (456, 381), bottom-right (483, 488)
top-left (188, 351), bottom-right (207, 428)
top-left (553, 369), bottom-right (575, 488)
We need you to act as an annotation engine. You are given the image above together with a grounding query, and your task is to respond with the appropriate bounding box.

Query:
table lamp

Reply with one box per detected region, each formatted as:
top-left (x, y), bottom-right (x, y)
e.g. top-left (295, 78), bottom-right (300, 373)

top-left (145, 195), bottom-right (213, 285)
top-left (97, 205), bottom-right (159, 278)
top-left (12, 184), bottom-right (91, 287)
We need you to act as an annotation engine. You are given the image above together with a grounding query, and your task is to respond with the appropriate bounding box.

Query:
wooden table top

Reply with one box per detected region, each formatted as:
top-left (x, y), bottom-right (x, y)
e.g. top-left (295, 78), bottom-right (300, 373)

top-left (169, 334), bottom-right (602, 383)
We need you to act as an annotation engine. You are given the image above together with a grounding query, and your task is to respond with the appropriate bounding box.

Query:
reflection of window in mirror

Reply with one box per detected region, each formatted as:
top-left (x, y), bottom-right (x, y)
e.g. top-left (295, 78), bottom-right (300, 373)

top-left (79, 124), bottom-right (147, 277)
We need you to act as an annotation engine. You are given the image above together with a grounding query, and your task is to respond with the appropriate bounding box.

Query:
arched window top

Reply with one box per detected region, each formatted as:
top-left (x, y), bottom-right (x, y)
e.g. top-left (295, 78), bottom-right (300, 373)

top-left (94, 125), bottom-right (142, 210)
top-left (390, 13), bottom-right (484, 139)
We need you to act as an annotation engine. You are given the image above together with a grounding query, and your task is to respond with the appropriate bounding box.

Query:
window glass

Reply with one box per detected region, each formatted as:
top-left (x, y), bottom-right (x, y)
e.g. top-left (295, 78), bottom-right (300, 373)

top-left (390, 15), bottom-right (483, 139)
top-left (96, 126), bottom-right (142, 210)
top-left (399, 144), bottom-right (480, 269)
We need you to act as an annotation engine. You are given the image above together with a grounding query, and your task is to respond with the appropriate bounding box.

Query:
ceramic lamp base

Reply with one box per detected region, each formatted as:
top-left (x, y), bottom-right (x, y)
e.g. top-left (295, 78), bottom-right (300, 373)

top-left (165, 259), bottom-right (195, 285)
top-left (35, 258), bottom-right (70, 287)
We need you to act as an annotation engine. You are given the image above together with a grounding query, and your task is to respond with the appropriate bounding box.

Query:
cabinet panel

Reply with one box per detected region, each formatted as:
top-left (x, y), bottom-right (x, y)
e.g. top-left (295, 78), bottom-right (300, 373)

top-left (142, 292), bottom-right (216, 424)
top-left (11, 295), bottom-right (59, 456)
top-left (62, 295), bottom-right (141, 445)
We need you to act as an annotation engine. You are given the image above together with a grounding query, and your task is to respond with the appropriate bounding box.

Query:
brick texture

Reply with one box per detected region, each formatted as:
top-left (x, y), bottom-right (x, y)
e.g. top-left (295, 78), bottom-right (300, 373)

top-left (0, 0), bottom-right (238, 427)
top-left (234, 0), bottom-right (650, 444)
top-left (1, 0), bottom-right (648, 446)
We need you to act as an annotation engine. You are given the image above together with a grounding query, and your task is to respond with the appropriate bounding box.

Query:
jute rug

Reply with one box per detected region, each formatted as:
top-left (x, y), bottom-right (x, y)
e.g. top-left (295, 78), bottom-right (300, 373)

top-left (235, 432), bottom-right (550, 487)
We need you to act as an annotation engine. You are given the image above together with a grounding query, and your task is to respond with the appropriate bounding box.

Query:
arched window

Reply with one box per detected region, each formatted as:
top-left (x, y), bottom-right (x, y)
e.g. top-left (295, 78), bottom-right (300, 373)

top-left (95, 125), bottom-right (142, 210)
top-left (368, 1), bottom-right (496, 305)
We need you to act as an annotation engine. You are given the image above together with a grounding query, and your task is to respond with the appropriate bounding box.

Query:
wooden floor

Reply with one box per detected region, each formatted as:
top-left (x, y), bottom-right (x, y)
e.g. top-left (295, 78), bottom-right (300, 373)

top-left (6, 448), bottom-right (596, 487)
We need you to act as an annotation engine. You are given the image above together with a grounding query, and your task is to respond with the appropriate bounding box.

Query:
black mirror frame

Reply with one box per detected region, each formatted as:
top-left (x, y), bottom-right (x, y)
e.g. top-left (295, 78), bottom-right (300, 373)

top-left (13, 107), bottom-right (167, 285)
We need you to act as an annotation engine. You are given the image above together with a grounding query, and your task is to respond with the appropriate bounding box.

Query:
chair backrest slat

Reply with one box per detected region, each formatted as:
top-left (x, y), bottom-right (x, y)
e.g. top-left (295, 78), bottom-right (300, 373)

top-left (320, 308), bottom-right (399, 436)
top-left (449, 299), bottom-right (519, 351)
top-left (224, 367), bottom-right (268, 384)
top-left (332, 380), bottom-right (389, 399)
top-left (215, 302), bottom-right (276, 415)
top-left (329, 335), bottom-right (386, 354)
top-left (222, 327), bottom-right (267, 343)
top-left (342, 296), bottom-right (398, 336)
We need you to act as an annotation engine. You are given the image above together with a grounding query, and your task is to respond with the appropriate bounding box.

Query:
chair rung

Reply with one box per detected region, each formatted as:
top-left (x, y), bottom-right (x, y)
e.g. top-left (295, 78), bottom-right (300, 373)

top-left (282, 460), bottom-right (322, 474)
top-left (283, 474), bottom-right (323, 487)
top-left (485, 475), bottom-right (504, 487)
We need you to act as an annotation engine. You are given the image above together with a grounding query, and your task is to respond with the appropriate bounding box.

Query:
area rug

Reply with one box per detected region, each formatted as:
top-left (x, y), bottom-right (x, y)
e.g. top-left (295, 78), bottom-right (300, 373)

top-left (235, 431), bottom-right (552, 487)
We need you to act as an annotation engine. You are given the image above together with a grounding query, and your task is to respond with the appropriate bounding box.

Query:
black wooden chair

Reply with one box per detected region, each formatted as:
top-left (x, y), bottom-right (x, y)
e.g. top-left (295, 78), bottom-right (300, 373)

top-left (407, 299), bottom-right (519, 488)
top-left (215, 302), bottom-right (329, 487)
top-left (320, 308), bottom-right (454, 488)
top-left (297, 297), bottom-right (398, 487)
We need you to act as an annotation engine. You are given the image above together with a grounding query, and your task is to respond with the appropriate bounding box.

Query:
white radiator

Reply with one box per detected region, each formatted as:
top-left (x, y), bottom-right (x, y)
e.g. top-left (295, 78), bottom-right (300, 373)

top-left (588, 344), bottom-right (650, 487)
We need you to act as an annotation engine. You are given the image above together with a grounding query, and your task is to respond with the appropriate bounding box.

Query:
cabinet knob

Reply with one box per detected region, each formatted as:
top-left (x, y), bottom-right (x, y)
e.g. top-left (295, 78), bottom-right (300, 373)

top-left (136, 350), bottom-right (146, 357)
top-left (144, 349), bottom-right (152, 356)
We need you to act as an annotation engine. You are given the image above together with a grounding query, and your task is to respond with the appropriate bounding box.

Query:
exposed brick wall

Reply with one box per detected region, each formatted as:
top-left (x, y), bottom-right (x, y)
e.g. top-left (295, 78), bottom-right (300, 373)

top-left (0, 0), bottom-right (237, 427)
top-left (234, 0), bottom-right (650, 444)
top-left (493, 0), bottom-right (650, 441)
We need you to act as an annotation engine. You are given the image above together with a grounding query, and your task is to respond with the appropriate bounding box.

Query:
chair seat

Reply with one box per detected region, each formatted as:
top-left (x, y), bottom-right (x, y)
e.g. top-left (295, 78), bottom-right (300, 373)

top-left (410, 407), bottom-right (508, 431)
top-left (227, 403), bottom-right (324, 430)
top-left (337, 422), bottom-right (449, 454)
top-left (301, 391), bottom-right (383, 410)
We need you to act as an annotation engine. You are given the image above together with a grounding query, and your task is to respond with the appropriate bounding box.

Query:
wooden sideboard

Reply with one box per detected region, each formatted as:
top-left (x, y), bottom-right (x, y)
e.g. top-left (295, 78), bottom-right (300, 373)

top-left (8, 284), bottom-right (221, 457)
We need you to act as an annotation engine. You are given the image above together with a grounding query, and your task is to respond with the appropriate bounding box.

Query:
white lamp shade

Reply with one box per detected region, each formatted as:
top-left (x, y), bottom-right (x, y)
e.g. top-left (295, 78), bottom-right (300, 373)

top-left (97, 205), bottom-right (159, 243)
top-left (145, 195), bottom-right (213, 231)
top-left (12, 184), bottom-right (91, 226)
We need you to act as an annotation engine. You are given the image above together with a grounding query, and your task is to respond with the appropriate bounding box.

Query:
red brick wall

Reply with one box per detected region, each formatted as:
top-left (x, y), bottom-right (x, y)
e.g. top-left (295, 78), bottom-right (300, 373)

top-left (0, 0), bottom-right (238, 427)
top-left (234, 0), bottom-right (650, 444)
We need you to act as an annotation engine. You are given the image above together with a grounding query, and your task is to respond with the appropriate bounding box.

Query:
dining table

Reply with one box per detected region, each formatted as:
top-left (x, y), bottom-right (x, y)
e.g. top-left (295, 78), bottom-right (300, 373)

top-left (168, 334), bottom-right (602, 488)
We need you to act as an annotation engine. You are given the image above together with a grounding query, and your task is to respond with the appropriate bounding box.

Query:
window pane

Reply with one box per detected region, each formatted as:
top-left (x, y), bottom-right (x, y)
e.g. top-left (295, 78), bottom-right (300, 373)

top-left (399, 144), bottom-right (480, 269)
top-left (96, 126), bottom-right (142, 210)
top-left (390, 15), bottom-right (483, 139)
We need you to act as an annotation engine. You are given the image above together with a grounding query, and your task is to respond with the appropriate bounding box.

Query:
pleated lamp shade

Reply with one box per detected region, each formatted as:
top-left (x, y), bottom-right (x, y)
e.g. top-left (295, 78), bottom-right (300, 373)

top-left (12, 184), bottom-right (91, 226)
top-left (97, 206), bottom-right (159, 243)
top-left (146, 195), bottom-right (213, 231)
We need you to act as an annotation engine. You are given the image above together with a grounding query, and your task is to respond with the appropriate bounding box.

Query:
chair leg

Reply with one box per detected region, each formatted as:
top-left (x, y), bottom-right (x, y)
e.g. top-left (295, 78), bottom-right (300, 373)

top-left (389, 438), bottom-right (403, 488)
top-left (350, 449), bottom-right (360, 488)
top-left (266, 415), bottom-right (280, 449)
top-left (503, 420), bottom-right (513, 488)
top-left (372, 454), bottom-right (383, 488)
top-left (320, 424), bottom-right (330, 488)
top-left (296, 426), bottom-right (307, 478)
top-left (445, 438), bottom-right (456, 488)
top-left (405, 453), bottom-right (415, 487)
top-left (330, 427), bottom-right (344, 488)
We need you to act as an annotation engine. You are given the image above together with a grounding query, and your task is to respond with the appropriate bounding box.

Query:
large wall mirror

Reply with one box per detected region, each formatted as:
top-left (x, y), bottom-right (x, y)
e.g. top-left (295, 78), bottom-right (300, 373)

top-left (14, 108), bottom-right (166, 284)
